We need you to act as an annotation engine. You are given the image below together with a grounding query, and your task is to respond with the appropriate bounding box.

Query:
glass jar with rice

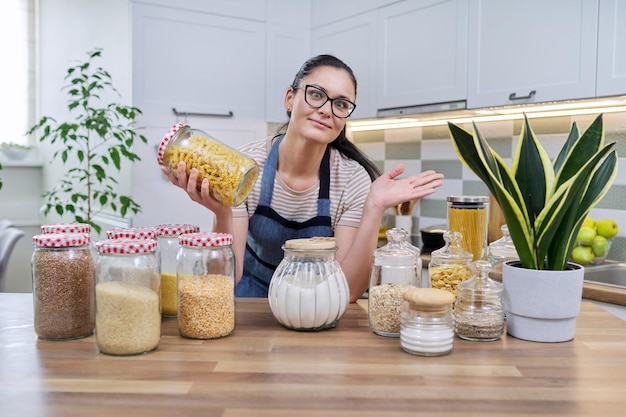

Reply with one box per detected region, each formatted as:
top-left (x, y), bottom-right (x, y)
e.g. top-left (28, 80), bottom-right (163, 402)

top-left (94, 239), bottom-right (161, 356)
top-left (157, 122), bottom-right (259, 206)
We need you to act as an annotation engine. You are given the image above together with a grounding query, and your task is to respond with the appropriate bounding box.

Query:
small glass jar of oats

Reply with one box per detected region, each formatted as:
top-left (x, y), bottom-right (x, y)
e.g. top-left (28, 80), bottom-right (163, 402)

top-left (94, 239), bottom-right (161, 356)
top-left (428, 231), bottom-right (472, 298)
top-left (157, 122), bottom-right (259, 206)
top-left (368, 228), bottom-right (421, 337)
top-left (177, 232), bottom-right (236, 339)
top-left (32, 233), bottom-right (95, 340)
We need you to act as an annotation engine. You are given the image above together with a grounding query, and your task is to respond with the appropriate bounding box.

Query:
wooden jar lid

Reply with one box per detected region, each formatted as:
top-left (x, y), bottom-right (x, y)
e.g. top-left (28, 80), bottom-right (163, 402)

top-left (284, 237), bottom-right (336, 250)
top-left (402, 288), bottom-right (456, 312)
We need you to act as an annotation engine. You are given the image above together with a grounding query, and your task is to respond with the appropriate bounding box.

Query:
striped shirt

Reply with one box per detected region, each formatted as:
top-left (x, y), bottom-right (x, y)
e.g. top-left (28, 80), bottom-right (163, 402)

top-left (232, 137), bottom-right (372, 229)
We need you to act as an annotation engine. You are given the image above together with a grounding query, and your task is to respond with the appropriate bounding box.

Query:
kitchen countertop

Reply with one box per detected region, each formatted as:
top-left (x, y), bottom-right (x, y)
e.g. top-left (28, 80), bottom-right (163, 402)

top-left (2, 293), bottom-right (626, 417)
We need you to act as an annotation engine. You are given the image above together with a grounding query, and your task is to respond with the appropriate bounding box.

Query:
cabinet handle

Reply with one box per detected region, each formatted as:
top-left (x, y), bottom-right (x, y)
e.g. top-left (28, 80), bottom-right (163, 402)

top-left (172, 108), bottom-right (234, 118)
top-left (508, 90), bottom-right (536, 101)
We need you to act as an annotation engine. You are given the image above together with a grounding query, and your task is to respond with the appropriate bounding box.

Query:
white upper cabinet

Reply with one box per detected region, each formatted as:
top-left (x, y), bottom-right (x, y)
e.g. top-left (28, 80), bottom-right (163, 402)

top-left (132, 3), bottom-right (266, 124)
top-left (311, 11), bottom-right (379, 119)
top-left (597, 0), bottom-right (626, 97)
top-left (467, 0), bottom-right (599, 109)
top-left (377, 0), bottom-right (468, 113)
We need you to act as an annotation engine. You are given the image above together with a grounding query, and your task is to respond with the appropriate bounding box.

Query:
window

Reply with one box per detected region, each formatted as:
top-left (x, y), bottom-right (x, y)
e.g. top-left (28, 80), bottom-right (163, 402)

top-left (0, 0), bottom-right (34, 146)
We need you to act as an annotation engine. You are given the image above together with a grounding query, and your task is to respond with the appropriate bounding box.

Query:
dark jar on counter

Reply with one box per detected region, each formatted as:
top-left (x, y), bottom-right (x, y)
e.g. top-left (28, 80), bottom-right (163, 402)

top-left (31, 233), bottom-right (95, 340)
top-left (177, 232), bottom-right (236, 339)
top-left (157, 122), bottom-right (259, 206)
top-left (95, 239), bottom-right (161, 356)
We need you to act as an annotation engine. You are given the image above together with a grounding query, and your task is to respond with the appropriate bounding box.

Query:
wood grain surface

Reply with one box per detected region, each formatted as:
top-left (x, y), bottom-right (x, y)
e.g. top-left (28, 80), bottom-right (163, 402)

top-left (1, 293), bottom-right (626, 417)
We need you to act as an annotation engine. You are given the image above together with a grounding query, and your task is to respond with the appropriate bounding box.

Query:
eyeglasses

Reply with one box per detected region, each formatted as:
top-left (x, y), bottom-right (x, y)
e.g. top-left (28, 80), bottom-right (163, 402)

top-left (295, 85), bottom-right (356, 118)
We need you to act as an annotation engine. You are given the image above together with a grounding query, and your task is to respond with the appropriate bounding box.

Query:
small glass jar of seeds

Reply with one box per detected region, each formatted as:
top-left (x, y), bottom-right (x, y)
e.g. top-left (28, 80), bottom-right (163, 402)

top-left (157, 122), bottom-right (259, 206)
top-left (454, 260), bottom-right (505, 341)
top-left (32, 233), bottom-right (95, 340)
top-left (428, 231), bottom-right (472, 298)
top-left (368, 228), bottom-right (421, 337)
top-left (94, 239), bottom-right (161, 356)
top-left (177, 232), bottom-right (236, 339)
top-left (156, 223), bottom-right (200, 317)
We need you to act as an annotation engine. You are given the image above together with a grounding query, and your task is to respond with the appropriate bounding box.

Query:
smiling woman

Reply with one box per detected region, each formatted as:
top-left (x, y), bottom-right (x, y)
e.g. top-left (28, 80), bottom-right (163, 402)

top-left (0, 0), bottom-right (34, 147)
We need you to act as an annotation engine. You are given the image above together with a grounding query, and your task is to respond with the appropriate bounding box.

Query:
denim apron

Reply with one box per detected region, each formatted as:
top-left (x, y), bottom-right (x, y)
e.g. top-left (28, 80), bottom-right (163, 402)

top-left (235, 135), bottom-right (334, 297)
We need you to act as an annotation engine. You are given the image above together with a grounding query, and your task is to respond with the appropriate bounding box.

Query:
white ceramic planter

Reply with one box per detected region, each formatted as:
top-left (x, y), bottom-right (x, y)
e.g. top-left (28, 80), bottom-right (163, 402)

top-left (502, 261), bottom-right (584, 343)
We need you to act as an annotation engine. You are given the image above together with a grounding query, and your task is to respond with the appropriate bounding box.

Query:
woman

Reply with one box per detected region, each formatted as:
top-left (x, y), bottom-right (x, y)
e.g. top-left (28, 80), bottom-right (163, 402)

top-left (162, 54), bottom-right (444, 301)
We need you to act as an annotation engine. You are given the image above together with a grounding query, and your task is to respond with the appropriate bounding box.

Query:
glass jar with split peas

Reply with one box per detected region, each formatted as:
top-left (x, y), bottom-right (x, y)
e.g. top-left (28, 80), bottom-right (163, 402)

top-left (157, 122), bottom-right (259, 206)
top-left (368, 228), bottom-right (421, 337)
top-left (156, 224), bottom-right (200, 317)
top-left (428, 231), bottom-right (473, 299)
top-left (94, 239), bottom-right (161, 356)
top-left (454, 260), bottom-right (505, 341)
top-left (177, 232), bottom-right (236, 339)
top-left (32, 233), bottom-right (95, 340)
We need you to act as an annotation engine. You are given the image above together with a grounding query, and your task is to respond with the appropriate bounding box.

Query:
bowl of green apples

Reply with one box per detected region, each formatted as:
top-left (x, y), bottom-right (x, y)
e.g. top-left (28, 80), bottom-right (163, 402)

top-left (571, 217), bottom-right (618, 266)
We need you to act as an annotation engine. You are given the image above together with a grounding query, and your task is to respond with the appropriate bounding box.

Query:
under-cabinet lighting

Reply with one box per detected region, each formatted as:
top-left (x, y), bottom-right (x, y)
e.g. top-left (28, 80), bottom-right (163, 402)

top-left (348, 97), bottom-right (626, 132)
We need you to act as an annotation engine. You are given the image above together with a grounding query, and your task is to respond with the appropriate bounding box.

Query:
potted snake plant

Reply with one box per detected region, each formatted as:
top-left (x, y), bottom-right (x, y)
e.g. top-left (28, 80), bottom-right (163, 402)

top-left (448, 114), bottom-right (618, 342)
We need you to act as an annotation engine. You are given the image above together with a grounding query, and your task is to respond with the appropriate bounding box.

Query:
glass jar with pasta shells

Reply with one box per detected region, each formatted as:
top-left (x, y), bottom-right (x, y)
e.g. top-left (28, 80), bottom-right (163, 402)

top-left (94, 239), bottom-right (161, 356)
top-left (157, 122), bottom-right (259, 206)
top-left (32, 232), bottom-right (95, 340)
top-left (368, 227), bottom-right (421, 337)
top-left (177, 232), bottom-right (236, 339)
top-left (156, 223), bottom-right (200, 317)
top-left (447, 195), bottom-right (490, 261)
top-left (268, 237), bottom-right (350, 331)
top-left (428, 231), bottom-right (472, 299)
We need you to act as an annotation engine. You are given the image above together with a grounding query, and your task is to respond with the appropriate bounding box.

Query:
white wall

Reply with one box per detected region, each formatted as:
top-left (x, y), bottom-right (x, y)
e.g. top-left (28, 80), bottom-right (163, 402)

top-left (36, 0), bottom-right (133, 222)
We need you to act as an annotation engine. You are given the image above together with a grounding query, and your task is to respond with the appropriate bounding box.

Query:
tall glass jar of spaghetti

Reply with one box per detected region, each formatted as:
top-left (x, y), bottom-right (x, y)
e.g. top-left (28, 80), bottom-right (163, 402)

top-left (157, 123), bottom-right (259, 206)
top-left (447, 196), bottom-right (490, 261)
top-left (177, 232), bottom-right (236, 339)
top-left (156, 224), bottom-right (200, 317)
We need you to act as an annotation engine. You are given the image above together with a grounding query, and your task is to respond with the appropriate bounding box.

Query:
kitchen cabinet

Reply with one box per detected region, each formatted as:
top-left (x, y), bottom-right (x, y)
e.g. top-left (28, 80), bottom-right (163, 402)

top-left (311, 11), bottom-right (379, 119)
top-left (376, 0), bottom-right (468, 113)
top-left (597, 0), bottom-right (626, 97)
top-left (467, 0), bottom-right (599, 109)
top-left (131, 2), bottom-right (268, 228)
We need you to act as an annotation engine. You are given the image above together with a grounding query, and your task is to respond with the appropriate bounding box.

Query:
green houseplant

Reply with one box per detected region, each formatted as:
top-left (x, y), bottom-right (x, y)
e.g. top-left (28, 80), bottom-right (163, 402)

top-left (448, 114), bottom-right (618, 342)
top-left (27, 49), bottom-right (147, 234)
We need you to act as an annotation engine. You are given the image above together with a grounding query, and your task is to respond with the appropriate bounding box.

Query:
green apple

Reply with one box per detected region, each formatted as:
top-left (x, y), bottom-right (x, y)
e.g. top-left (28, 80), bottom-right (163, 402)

top-left (582, 216), bottom-right (596, 229)
top-left (571, 245), bottom-right (595, 265)
top-left (596, 219), bottom-right (618, 239)
top-left (576, 226), bottom-right (597, 243)
top-left (591, 235), bottom-right (609, 257)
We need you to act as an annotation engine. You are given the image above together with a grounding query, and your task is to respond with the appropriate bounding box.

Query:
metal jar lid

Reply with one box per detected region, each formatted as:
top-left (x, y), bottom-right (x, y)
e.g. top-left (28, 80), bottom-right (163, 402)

top-left (447, 195), bottom-right (489, 208)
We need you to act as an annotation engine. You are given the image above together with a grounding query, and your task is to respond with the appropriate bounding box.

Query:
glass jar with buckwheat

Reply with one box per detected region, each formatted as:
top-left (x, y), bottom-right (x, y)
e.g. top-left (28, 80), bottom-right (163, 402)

top-left (428, 231), bottom-right (472, 299)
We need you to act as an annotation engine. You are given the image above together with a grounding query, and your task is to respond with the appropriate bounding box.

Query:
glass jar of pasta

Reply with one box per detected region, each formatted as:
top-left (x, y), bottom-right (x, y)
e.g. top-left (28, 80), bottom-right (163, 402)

top-left (157, 122), bottom-right (259, 206)
top-left (156, 223), bottom-right (200, 317)
top-left (368, 228), bottom-right (421, 337)
top-left (428, 231), bottom-right (472, 298)
top-left (177, 232), bottom-right (236, 339)
top-left (94, 239), bottom-right (161, 356)
top-left (447, 195), bottom-right (490, 261)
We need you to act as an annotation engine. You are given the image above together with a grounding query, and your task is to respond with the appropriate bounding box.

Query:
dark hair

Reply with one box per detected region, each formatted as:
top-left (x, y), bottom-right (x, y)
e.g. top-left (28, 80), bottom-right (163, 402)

top-left (276, 54), bottom-right (381, 181)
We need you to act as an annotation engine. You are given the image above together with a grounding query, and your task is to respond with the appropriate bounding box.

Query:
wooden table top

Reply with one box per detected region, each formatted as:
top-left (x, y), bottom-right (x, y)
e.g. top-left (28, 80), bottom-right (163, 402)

top-left (1, 293), bottom-right (626, 417)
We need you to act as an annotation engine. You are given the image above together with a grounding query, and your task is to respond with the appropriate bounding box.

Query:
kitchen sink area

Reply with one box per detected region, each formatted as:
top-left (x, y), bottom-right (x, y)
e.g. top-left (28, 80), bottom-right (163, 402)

top-left (583, 260), bottom-right (626, 307)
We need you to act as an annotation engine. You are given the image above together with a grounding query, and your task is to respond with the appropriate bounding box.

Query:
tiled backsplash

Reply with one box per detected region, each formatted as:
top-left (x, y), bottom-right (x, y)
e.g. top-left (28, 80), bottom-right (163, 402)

top-left (351, 112), bottom-right (626, 263)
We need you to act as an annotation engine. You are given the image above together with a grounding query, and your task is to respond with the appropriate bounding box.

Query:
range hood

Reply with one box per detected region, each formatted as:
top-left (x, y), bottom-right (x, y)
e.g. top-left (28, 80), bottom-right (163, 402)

top-left (350, 96), bottom-right (626, 132)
